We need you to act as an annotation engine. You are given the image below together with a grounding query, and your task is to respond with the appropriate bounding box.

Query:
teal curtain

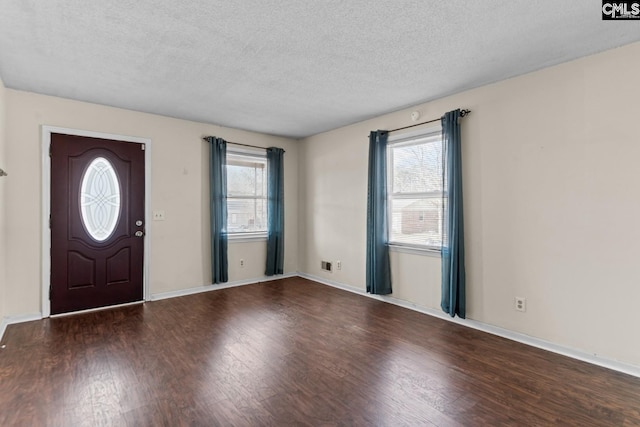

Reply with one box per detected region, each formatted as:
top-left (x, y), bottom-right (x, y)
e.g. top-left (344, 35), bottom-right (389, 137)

top-left (441, 110), bottom-right (466, 318)
top-left (206, 136), bottom-right (228, 284)
top-left (265, 147), bottom-right (285, 276)
top-left (366, 130), bottom-right (392, 295)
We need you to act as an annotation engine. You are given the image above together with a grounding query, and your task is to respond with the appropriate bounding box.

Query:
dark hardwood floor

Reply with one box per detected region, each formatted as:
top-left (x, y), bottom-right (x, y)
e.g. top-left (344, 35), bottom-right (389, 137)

top-left (1, 277), bottom-right (639, 426)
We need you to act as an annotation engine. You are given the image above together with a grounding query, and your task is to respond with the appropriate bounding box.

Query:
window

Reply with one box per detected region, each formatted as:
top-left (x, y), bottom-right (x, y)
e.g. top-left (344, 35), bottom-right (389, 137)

top-left (226, 150), bottom-right (267, 237)
top-left (387, 127), bottom-right (445, 251)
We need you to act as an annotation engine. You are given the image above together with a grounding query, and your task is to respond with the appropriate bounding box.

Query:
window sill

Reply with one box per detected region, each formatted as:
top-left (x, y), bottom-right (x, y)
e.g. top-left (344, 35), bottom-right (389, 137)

top-left (228, 233), bottom-right (267, 243)
top-left (388, 244), bottom-right (441, 257)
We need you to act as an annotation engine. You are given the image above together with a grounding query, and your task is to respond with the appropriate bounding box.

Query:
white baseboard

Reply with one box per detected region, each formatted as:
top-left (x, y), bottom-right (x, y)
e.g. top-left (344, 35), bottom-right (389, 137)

top-left (0, 312), bottom-right (43, 343)
top-left (298, 272), bottom-right (640, 379)
top-left (150, 272), bottom-right (298, 301)
top-left (0, 274), bottom-right (297, 340)
top-left (3, 273), bottom-right (639, 379)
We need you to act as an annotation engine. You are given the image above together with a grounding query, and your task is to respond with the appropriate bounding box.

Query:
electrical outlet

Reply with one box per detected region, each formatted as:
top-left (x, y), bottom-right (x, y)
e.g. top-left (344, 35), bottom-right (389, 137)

top-left (153, 210), bottom-right (165, 221)
top-left (336, 260), bottom-right (342, 270)
top-left (240, 259), bottom-right (245, 268)
top-left (515, 297), bottom-right (526, 312)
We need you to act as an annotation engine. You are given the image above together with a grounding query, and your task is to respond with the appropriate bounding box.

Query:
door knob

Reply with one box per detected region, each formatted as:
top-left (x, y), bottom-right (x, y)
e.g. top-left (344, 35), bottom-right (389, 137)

top-left (135, 231), bottom-right (144, 237)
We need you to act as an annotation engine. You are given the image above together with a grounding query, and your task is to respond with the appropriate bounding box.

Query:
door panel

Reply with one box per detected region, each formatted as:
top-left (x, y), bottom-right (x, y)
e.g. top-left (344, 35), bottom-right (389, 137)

top-left (67, 252), bottom-right (95, 289)
top-left (106, 248), bottom-right (131, 285)
top-left (50, 133), bottom-right (145, 315)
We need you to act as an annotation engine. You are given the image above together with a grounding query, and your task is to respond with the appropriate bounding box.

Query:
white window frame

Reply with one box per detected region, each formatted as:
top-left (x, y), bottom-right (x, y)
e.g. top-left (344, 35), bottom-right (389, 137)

top-left (387, 125), bottom-right (444, 255)
top-left (226, 147), bottom-right (268, 241)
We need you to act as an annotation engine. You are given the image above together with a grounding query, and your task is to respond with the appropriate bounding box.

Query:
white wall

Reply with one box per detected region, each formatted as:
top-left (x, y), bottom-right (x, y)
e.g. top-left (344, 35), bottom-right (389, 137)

top-left (0, 77), bottom-right (7, 323)
top-left (4, 90), bottom-right (298, 316)
top-left (299, 41), bottom-right (640, 367)
top-left (4, 39), bottom-right (639, 370)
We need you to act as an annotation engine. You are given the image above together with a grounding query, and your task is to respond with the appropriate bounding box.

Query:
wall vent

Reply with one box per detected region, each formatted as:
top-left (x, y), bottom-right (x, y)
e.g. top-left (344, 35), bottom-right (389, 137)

top-left (321, 261), bottom-right (333, 272)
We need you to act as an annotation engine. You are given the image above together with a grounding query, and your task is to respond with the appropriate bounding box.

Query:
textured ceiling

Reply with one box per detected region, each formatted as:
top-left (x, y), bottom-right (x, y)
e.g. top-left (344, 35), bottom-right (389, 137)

top-left (1, 1), bottom-right (639, 138)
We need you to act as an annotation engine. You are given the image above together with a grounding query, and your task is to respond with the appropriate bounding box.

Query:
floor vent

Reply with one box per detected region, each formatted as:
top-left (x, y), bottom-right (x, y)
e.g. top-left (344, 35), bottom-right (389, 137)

top-left (321, 261), bottom-right (333, 272)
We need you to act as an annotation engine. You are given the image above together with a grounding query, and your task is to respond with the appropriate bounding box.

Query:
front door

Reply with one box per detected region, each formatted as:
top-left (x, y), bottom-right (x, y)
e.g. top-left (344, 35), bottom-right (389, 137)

top-left (50, 133), bottom-right (145, 315)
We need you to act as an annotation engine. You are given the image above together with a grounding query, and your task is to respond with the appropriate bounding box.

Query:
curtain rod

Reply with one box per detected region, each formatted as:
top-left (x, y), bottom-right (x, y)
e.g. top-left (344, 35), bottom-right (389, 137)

top-left (381, 109), bottom-right (471, 135)
top-left (202, 137), bottom-right (285, 153)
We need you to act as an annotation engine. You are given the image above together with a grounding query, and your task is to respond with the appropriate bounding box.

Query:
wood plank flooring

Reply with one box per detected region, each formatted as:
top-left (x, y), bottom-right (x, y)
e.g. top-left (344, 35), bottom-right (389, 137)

top-left (1, 277), bottom-right (639, 426)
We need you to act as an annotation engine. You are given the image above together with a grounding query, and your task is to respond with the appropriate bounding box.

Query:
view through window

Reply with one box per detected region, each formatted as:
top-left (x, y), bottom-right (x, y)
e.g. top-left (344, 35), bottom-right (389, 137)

top-left (387, 128), bottom-right (446, 250)
top-left (227, 151), bottom-right (267, 235)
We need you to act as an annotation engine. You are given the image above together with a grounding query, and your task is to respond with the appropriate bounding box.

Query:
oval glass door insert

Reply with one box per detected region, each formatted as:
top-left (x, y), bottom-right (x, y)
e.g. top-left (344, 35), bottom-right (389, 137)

top-left (80, 157), bottom-right (121, 242)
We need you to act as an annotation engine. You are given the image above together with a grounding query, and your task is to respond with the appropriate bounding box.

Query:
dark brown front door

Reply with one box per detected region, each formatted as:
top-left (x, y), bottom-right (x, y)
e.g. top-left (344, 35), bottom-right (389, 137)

top-left (50, 133), bottom-right (145, 315)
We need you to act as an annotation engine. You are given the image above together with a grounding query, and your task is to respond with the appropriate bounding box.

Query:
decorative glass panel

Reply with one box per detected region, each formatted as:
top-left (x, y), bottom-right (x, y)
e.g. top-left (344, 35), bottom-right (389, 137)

top-left (80, 157), bottom-right (121, 241)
